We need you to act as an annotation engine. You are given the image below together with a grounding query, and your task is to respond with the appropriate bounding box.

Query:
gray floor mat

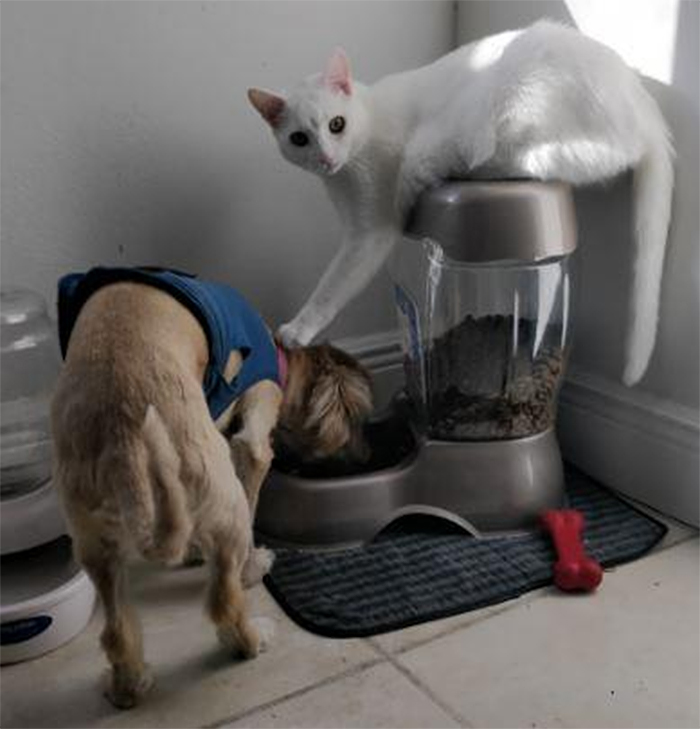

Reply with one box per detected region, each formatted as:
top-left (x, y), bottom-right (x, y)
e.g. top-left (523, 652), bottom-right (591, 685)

top-left (263, 465), bottom-right (668, 637)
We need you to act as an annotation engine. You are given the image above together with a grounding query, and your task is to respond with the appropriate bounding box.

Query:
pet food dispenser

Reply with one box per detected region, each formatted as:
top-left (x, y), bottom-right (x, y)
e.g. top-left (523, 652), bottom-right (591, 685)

top-left (256, 180), bottom-right (576, 549)
top-left (0, 289), bottom-right (95, 664)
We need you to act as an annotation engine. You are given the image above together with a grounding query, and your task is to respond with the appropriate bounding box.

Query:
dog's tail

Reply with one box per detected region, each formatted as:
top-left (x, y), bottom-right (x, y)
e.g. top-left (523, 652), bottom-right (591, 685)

top-left (101, 405), bottom-right (192, 564)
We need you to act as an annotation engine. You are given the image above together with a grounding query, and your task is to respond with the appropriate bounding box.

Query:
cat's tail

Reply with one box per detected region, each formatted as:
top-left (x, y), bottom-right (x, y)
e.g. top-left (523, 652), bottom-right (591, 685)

top-left (103, 405), bottom-right (192, 564)
top-left (625, 104), bottom-right (675, 386)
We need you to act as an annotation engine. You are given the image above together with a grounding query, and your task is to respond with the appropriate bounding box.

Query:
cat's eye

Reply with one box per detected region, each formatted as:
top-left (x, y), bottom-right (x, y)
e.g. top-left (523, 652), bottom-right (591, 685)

top-left (289, 131), bottom-right (309, 147)
top-left (329, 116), bottom-right (346, 134)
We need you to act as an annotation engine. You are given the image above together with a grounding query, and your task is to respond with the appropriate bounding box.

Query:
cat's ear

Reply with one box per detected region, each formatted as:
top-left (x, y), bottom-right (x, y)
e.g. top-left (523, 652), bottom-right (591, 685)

top-left (248, 88), bottom-right (286, 128)
top-left (323, 48), bottom-right (352, 96)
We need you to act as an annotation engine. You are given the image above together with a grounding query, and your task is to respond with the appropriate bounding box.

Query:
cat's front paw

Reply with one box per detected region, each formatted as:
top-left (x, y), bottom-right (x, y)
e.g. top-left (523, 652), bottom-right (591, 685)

top-left (277, 319), bottom-right (316, 347)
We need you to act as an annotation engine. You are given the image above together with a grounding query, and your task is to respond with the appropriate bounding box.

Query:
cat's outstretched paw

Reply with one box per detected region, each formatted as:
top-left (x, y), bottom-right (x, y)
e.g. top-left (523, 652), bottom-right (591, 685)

top-left (277, 319), bottom-right (315, 347)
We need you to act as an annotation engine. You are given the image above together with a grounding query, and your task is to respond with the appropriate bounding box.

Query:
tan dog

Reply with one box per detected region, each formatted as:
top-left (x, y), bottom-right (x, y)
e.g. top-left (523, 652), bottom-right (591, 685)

top-left (51, 281), bottom-right (372, 709)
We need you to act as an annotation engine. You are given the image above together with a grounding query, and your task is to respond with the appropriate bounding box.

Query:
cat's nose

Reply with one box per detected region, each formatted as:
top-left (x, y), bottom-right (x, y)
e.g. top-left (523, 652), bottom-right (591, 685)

top-left (320, 155), bottom-right (339, 173)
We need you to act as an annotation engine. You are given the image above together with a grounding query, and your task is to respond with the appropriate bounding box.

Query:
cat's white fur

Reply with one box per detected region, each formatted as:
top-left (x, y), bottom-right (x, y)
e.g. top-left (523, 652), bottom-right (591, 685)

top-left (249, 20), bottom-right (674, 386)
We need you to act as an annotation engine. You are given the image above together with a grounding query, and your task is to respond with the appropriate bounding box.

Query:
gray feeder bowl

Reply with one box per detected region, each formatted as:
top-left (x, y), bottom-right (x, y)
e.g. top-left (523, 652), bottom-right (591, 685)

top-left (255, 415), bottom-right (564, 550)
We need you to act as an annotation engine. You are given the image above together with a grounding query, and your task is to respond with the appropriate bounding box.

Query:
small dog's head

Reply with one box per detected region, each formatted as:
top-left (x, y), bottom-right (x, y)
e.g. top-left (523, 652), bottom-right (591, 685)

top-left (276, 344), bottom-right (373, 463)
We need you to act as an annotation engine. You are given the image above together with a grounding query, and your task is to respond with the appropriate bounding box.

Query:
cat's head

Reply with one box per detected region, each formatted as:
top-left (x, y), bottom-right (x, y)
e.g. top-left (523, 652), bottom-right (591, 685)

top-left (248, 48), bottom-right (363, 177)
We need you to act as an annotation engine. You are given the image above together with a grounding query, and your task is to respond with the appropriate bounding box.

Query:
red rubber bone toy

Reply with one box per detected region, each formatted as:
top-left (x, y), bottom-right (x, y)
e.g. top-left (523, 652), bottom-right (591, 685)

top-left (541, 509), bottom-right (603, 592)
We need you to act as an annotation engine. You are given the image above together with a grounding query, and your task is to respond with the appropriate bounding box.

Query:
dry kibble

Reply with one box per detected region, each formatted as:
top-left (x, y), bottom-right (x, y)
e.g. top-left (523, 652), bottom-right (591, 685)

top-left (426, 314), bottom-right (564, 440)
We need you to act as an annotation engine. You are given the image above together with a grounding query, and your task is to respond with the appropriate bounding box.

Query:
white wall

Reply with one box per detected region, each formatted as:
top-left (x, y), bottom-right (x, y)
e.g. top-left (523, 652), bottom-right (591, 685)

top-left (457, 0), bottom-right (699, 523)
top-left (1, 0), bottom-right (453, 341)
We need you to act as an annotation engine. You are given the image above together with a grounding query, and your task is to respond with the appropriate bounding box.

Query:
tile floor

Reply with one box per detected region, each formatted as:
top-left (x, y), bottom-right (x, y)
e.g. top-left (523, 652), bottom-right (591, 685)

top-left (2, 505), bottom-right (698, 729)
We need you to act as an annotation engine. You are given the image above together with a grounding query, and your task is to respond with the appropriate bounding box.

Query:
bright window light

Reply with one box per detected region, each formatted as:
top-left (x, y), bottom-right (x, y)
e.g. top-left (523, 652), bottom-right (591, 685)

top-left (564, 0), bottom-right (680, 84)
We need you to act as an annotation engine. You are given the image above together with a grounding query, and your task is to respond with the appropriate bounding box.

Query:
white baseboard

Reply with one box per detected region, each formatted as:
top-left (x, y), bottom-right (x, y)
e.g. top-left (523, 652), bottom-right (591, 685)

top-left (334, 329), bottom-right (403, 371)
top-left (558, 369), bottom-right (699, 526)
top-left (335, 330), bottom-right (700, 526)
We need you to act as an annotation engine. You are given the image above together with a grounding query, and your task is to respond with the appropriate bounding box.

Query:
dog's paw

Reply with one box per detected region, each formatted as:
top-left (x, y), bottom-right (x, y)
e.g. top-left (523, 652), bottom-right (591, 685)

top-left (104, 665), bottom-right (154, 710)
top-left (181, 542), bottom-right (205, 567)
top-left (250, 616), bottom-right (276, 654)
top-left (243, 547), bottom-right (275, 587)
top-left (216, 617), bottom-right (275, 659)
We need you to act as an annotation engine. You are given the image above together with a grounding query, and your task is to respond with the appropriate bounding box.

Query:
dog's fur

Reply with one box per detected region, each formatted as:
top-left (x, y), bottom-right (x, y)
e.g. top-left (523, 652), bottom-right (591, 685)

top-left (51, 281), bottom-right (372, 709)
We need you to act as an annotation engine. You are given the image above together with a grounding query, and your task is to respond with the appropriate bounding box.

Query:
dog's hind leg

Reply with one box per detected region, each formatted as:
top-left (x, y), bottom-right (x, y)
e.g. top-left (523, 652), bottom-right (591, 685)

top-left (70, 511), bottom-right (153, 709)
top-left (200, 433), bottom-right (275, 657)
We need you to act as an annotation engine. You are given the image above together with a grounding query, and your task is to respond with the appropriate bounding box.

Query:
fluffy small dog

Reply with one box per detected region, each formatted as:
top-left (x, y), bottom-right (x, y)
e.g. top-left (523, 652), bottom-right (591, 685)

top-left (51, 267), bottom-right (372, 709)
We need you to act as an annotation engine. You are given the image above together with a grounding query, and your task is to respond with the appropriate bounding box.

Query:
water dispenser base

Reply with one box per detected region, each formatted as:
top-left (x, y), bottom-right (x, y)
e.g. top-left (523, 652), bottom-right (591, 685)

top-left (1, 537), bottom-right (95, 664)
top-left (256, 427), bottom-right (565, 550)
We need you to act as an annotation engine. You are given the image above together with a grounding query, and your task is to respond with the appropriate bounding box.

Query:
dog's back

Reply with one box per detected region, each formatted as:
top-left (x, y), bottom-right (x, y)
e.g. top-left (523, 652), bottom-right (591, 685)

top-left (51, 282), bottom-right (212, 564)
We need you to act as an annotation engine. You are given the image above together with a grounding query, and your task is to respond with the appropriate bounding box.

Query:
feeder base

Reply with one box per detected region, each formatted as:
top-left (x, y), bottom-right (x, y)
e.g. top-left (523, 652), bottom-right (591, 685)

top-left (256, 428), bottom-right (565, 550)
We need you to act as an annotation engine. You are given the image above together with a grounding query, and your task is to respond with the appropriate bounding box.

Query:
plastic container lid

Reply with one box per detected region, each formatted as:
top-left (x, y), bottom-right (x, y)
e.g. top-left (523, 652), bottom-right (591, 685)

top-left (404, 180), bottom-right (577, 263)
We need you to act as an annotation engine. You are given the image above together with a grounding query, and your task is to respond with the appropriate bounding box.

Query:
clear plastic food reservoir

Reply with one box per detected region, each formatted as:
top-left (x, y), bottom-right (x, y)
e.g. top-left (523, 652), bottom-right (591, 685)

top-left (391, 181), bottom-right (577, 442)
top-left (1, 290), bottom-right (62, 498)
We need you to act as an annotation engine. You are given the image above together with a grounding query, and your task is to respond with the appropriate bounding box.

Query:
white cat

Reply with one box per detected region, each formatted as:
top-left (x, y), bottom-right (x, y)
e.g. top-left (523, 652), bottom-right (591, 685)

top-left (249, 20), bottom-right (673, 386)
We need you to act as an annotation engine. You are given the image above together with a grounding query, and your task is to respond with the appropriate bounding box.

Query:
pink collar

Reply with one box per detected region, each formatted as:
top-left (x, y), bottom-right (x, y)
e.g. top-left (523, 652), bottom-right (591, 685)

top-left (276, 345), bottom-right (289, 391)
